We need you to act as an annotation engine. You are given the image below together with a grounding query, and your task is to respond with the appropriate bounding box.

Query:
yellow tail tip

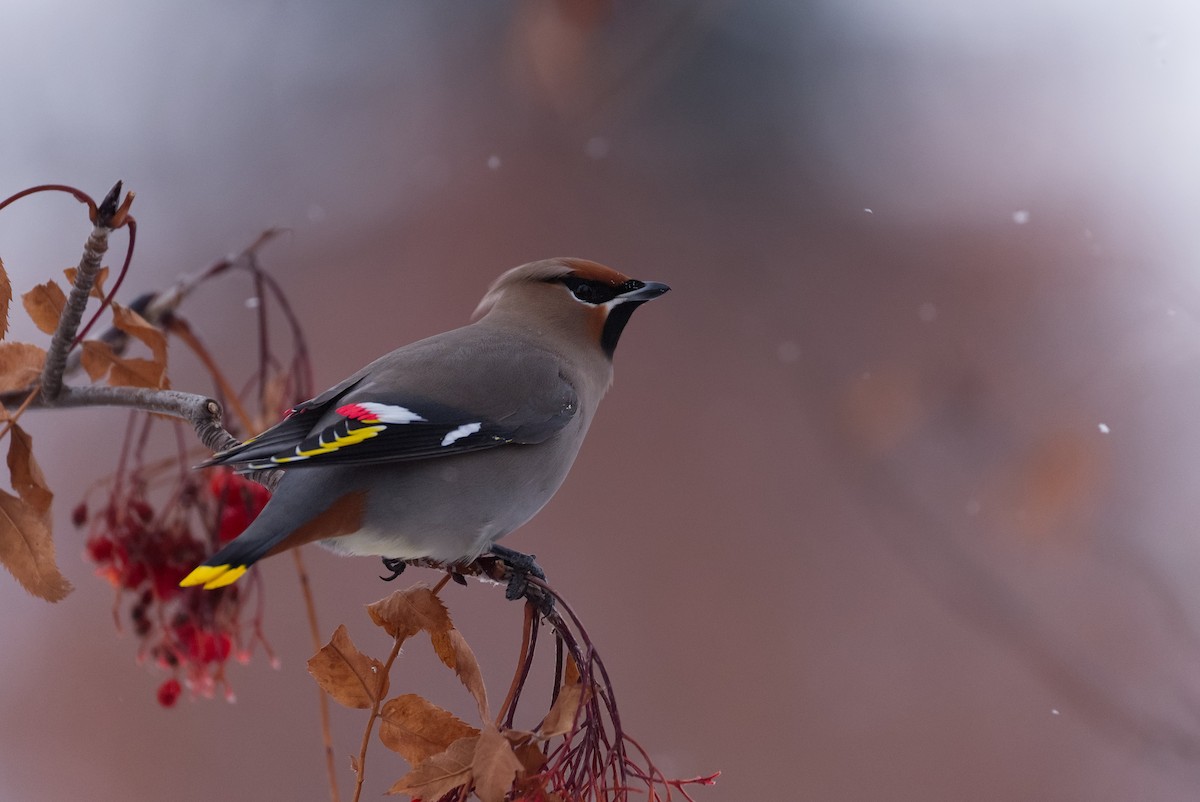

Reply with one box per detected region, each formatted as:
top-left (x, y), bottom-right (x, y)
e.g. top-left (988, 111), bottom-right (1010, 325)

top-left (180, 564), bottom-right (248, 590)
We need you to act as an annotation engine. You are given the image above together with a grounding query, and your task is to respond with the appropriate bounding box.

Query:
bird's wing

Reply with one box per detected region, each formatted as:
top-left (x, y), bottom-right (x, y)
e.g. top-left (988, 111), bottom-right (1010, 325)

top-left (198, 374), bottom-right (367, 468)
top-left (203, 335), bottom-right (578, 471)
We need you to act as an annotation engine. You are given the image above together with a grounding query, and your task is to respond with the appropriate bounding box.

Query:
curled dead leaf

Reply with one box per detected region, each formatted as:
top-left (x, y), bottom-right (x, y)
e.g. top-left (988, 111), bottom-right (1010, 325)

top-left (8, 423), bottom-right (52, 514)
top-left (367, 587), bottom-right (490, 720)
top-left (80, 340), bottom-right (167, 389)
top-left (387, 735), bottom-right (477, 799)
top-left (539, 682), bottom-right (583, 739)
top-left (539, 654), bottom-right (585, 738)
top-left (63, 265), bottom-right (109, 301)
top-left (111, 301), bottom-right (167, 367)
top-left (0, 342), bottom-right (46, 392)
top-left (21, 281), bottom-right (67, 336)
top-left (307, 624), bottom-right (388, 709)
top-left (471, 724), bottom-right (524, 802)
top-left (367, 585), bottom-right (453, 643)
top-left (440, 627), bottom-right (489, 722)
top-left (378, 693), bottom-right (480, 766)
top-left (0, 257), bottom-right (10, 339)
top-left (503, 730), bottom-right (549, 777)
top-left (0, 423), bottom-right (70, 601)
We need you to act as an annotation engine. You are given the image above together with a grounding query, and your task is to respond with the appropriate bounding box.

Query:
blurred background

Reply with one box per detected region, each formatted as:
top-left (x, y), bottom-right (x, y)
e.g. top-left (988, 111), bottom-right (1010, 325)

top-left (4, 0), bottom-right (1200, 799)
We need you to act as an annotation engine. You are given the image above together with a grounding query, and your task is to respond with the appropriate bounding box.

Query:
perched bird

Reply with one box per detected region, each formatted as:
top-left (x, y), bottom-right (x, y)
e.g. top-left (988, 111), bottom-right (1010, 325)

top-left (180, 258), bottom-right (669, 591)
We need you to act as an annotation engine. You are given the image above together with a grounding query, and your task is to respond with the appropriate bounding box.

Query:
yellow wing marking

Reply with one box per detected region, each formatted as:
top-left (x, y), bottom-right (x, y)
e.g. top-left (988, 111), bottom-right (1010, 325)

top-left (274, 423), bottom-right (386, 463)
top-left (179, 564), bottom-right (249, 590)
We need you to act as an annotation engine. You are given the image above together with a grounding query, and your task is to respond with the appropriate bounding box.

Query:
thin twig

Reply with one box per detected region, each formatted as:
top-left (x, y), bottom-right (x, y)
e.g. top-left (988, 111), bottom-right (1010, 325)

top-left (351, 631), bottom-right (405, 802)
top-left (292, 548), bottom-right (341, 802)
top-left (0, 387), bottom-right (40, 443)
top-left (496, 601), bottom-right (536, 728)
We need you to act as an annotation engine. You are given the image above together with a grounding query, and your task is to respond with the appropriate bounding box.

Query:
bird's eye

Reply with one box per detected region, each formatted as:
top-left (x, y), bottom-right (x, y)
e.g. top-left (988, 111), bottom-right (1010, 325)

top-left (560, 275), bottom-right (620, 304)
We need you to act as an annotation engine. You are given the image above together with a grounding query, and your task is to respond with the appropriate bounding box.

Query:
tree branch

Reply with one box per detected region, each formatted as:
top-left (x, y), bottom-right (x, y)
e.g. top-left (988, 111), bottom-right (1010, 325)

top-left (40, 183), bottom-right (125, 402)
top-left (12, 183), bottom-right (286, 485)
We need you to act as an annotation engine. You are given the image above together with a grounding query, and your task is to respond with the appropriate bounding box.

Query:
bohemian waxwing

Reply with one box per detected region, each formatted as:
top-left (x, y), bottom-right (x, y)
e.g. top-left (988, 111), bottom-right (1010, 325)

top-left (180, 258), bottom-right (669, 591)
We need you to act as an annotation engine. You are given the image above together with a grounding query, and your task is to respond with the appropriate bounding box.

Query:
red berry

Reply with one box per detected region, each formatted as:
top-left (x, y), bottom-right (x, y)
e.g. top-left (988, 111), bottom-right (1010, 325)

top-left (157, 678), bottom-right (182, 707)
top-left (217, 505), bottom-right (252, 542)
top-left (214, 633), bottom-right (233, 663)
top-left (85, 536), bottom-right (114, 564)
top-left (121, 561), bottom-right (148, 590)
top-left (207, 468), bottom-right (233, 499)
top-left (199, 633), bottom-right (221, 664)
top-left (71, 502), bottom-right (88, 527)
top-left (151, 566), bottom-right (187, 601)
top-left (132, 500), bottom-right (154, 523)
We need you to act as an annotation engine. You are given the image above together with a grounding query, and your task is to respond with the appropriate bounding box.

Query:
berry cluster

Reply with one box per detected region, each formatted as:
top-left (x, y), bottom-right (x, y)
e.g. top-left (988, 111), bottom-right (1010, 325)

top-left (76, 467), bottom-right (274, 706)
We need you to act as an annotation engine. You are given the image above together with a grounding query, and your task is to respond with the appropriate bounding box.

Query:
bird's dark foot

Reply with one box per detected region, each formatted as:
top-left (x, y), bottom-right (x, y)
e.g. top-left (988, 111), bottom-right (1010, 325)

top-left (489, 544), bottom-right (553, 615)
top-left (379, 556), bottom-right (408, 582)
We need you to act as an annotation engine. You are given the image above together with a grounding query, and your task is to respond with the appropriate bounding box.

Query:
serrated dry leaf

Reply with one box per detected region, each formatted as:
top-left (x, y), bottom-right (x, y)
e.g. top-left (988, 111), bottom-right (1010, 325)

top-left (439, 627), bottom-right (489, 721)
top-left (367, 585), bottom-right (454, 643)
top-left (0, 343), bottom-right (45, 392)
top-left (63, 265), bottom-right (109, 300)
top-left (79, 340), bottom-right (167, 389)
top-left (0, 423), bottom-right (70, 602)
top-left (8, 423), bottom-right (51, 514)
top-left (21, 281), bottom-right (67, 336)
top-left (0, 258), bottom-right (11, 340)
top-left (368, 587), bottom-right (491, 720)
top-left (472, 725), bottom-right (523, 802)
top-left (379, 693), bottom-right (480, 766)
top-left (307, 624), bottom-right (389, 709)
top-left (386, 735), bottom-right (477, 798)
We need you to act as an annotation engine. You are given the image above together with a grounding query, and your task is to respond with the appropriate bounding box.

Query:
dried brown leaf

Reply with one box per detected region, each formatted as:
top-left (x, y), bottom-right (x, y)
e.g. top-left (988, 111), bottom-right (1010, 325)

top-left (563, 652), bottom-right (581, 687)
top-left (367, 585), bottom-right (454, 644)
top-left (0, 492), bottom-right (70, 602)
top-left (8, 423), bottom-right (52, 514)
top-left (539, 655), bottom-right (584, 738)
top-left (0, 343), bottom-right (46, 392)
top-left (472, 724), bottom-right (523, 802)
top-left (79, 340), bottom-right (167, 389)
top-left (79, 340), bottom-right (111, 382)
top-left (111, 302), bottom-right (167, 366)
top-left (513, 743), bottom-right (548, 776)
top-left (539, 684), bottom-right (583, 739)
top-left (368, 587), bottom-right (491, 721)
top-left (506, 732), bottom-right (548, 776)
top-left (441, 627), bottom-right (489, 721)
top-left (63, 265), bottom-right (109, 300)
top-left (307, 624), bottom-right (388, 709)
top-left (378, 693), bottom-right (480, 766)
top-left (109, 356), bottom-right (167, 389)
top-left (21, 281), bottom-right (67, 336)
top-left (0, 423), bottom-right (70, 601)
top-left (0, 258), bottom-right (11, 340)
top-left (386, 735), bottom-right (477, 798)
